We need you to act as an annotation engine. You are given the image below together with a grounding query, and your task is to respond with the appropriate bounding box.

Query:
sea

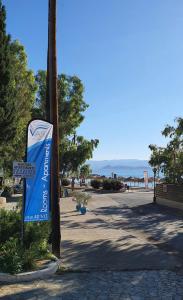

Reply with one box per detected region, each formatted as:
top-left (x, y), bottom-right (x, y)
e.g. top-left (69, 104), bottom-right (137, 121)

top-left (92, 166), bottom-right (154, 178)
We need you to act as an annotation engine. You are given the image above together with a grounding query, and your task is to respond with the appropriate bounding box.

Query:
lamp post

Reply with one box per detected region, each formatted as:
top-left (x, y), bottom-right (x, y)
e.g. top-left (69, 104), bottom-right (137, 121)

top-left (153, 167), bottom-right (157, 203)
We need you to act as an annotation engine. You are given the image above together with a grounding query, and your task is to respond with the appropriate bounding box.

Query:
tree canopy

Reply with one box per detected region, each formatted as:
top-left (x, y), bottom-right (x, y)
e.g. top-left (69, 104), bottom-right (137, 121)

top-left (80, 164), bottom-right (92, 178)
top-left (0, 1), bottom-right (16, 144)
top-left (0, 2), bottom-right (98, 176)
top-left (149, 118), bottom-right (183, 184)
top-left (33, 70), bottom-right (98, 176)
top-left (0, 2), bottom-right (37, 173)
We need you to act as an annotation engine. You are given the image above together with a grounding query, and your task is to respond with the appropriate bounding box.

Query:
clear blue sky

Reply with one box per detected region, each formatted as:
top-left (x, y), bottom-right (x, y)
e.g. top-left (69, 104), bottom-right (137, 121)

top-left (3, 0), bottom-right (183, 160)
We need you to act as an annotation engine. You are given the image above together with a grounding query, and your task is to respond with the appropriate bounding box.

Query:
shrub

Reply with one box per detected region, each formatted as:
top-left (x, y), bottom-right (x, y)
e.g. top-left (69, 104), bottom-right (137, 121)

top-left (91, 179), bottom-right (101, 189)
top-left (24, 222), bottom-right (51, 249)
top-left (0, 209), bottom-right (21, 243)
top-left (0, 209), bottom-right (52, 274)
top-left (0, 238), bottom-right (23, 274)
top-left (111, 180), bottom-right (123, 191)
top-left (0, 237), bottom-right (50, 274)
top-left (61, 178), bottom-right (70, 186)
top-left (102, 179), bottom-right (112, 190)
top-left (71, 191), bottom-right (91, 206)
top-left (102, 179), bottom-right (123, 191)
top-left (1, 186), bottom-right (13, 198)
top-left (22, 240), bottom-right (49, 271)
top-left (22, 248), bottom-right (36, 271)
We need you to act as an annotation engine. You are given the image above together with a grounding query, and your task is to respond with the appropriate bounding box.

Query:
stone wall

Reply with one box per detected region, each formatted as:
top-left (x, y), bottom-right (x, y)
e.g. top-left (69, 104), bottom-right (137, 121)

top-left (156, 184), bottom-right (183, 203)
top-left (156, 183), bottom-right (183, 210)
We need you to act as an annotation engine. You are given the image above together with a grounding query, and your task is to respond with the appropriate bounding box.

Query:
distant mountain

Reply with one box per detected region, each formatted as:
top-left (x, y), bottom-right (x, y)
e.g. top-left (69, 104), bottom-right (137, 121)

top-left (87, 159), bottom-right (152, 176)
top-left (102, 164), bottom-right (149, 170)
top-left (88, 159), bottom-right (149, 170)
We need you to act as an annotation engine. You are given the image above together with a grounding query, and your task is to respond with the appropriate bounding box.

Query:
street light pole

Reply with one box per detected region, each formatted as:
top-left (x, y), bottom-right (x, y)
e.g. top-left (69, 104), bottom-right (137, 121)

top-left (47, 0), bottom-right (61, 258)
top-left (153, 167), bottom-right (157, 203)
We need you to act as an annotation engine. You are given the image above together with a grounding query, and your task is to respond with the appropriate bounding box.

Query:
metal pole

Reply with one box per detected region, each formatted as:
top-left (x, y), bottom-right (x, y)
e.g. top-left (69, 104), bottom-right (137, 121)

top-left (21, 178), bottom-right (26, 246)
top-left (48, 0), bottom-right (61, 258)
top-left (21, 122), bottom-right (29, 246)
top-left (153, 170), bottom-right (156, 203)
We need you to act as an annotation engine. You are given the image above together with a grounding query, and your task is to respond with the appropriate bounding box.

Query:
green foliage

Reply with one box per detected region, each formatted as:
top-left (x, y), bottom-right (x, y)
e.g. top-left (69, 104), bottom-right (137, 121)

top-left (0, 209), bottom-right (51, 274)
top-left (0, 209), bottom-right (50, 246)
top-left (1, 185), bottom-right (13, 198)
top-left (80, 164), bottom-right (92, 178)
top-left (23, 222), bottom-right (50, 249)
top-left (0, 209), bottom-right (21, 243)
top-left (22, 248), bottom-right (36, 271)
top-left (58, 74), bottom-right (88, 137)
top-left (61, 178), bottom-right (70, 186)
top-left (102, 179), bottom-right (113, 190)
top-left (0, 2), bottom-right (37, 174)
top-left (33, 70), bottom-right (99, 176)
top-left (91, 178), bottom-right (123, 191)
top-left (0, 238), bottom-right (23, 274)
top-left (71, 191), bottom-right (91, 206)
top-left (32, 71), bottom-right (88, 136)
top-left (91, 179), bottom-right (101, 189)
top-left (102, 179), bottom-right (123, 191)
top-left (0, 41), bottom-right (37, 175)
top-left (0, 4), bottom-right (97, 176)
top-left (34, 70), bottom-right (47, 118)
top-left (149, 118), bottom-right (183, 183)
top-left (0, 1), bottom-right (16, 145)
top-left (22, 240), bottom-right (49, 271)
top-left (0, 236), bottom-right (50, 274)
top-left (111, 180), bottom-right (123, 191)
top-left (60, 135), bottom-right (99, 176)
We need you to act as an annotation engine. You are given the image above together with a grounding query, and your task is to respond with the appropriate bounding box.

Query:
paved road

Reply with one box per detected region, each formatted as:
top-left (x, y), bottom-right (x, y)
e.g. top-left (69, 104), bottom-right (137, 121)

top-left (1, 191), bottom-right (183, 299)
top-left (109, 190), bottom-right (154, 207)
top-left (60, 191), bottom-right (183, 271)
top-left (94, 191), bottom-right (183, 255)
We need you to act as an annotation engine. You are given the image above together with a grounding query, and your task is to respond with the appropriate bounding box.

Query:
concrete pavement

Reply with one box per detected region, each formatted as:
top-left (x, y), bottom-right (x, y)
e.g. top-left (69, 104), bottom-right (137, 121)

top-left (1, 190), bottom-right (183, 299)
top-left (60, 191), bottom-right (183, 271)
top-left (1, 270), bottom-right (183, 299)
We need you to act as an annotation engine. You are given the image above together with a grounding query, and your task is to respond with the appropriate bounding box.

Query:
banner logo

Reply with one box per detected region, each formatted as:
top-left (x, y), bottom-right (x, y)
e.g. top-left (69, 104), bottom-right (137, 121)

top-left (24, 120), bottom-right (53, 222)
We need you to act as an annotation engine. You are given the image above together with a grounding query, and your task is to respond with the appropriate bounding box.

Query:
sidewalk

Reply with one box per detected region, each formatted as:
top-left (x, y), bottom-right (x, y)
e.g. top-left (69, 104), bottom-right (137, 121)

top-left (60, 195), bottom-right (182, 271)
top-left (1, 193), bottom-right (183, 299)
top-left (0, 270), bottom-right (183, 299)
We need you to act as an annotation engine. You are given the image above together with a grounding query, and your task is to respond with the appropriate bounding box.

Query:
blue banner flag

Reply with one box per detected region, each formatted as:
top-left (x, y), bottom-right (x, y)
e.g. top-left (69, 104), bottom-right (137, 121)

top-left (24, 120), bottom-right (53, 222)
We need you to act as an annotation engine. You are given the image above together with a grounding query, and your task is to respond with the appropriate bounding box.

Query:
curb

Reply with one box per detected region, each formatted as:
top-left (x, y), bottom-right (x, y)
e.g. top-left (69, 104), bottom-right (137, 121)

top-left (0, 259), bottom-right (61, 283)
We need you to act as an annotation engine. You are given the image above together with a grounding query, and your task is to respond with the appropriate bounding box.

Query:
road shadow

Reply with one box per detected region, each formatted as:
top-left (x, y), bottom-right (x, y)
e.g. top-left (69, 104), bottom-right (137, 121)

top-left (85, 188), bottom-right (126, 194)
top-left (61, 202), bottom-right (183, 261)
top-left (60, 238), bottom-right (181, 271)
top-left (93, 203), bottom-right (183, 242)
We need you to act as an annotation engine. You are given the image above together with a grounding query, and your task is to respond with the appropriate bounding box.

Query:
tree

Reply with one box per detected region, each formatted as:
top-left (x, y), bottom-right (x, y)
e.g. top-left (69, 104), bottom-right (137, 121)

top-left (57, 74), bottom-right (88, 137)
top-left (0, 0), bottom-right (16, 144)
top-left (0, 2), bottom-right (37, 173)
top-left (33, 70), bottom-right (47, 119)
top-left (80, 164), bottom-right (92, 178)
top-left (34, 71), bottom-right (99, 175)
top-left (1, 41), bottom-right (37, 174)
top-left (60, 135), bottom-right (98, 177)
top-left (33, 71), bottom-right (88, 135)
top-left (149, 118), bottom-right (183, 183)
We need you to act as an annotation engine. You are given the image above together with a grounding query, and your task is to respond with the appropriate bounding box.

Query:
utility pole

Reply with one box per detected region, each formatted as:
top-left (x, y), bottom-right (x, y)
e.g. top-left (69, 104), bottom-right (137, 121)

top-left (47, 0), bottom-right (61, 258)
